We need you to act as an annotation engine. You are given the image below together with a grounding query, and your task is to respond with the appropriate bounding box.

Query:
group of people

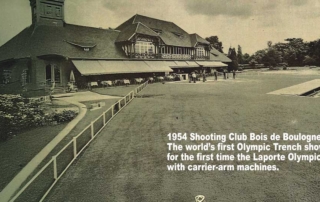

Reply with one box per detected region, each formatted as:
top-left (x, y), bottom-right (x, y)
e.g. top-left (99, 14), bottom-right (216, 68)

top-left (189, 72), bottom-right (206, 83)
top-left (189, 69), bottom-right (236, 83)
top-left (215, 69), bottom-right (236, 80)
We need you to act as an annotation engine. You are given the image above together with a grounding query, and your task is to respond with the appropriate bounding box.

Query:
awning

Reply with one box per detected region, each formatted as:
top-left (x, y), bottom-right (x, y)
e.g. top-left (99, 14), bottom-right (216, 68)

top-left (72, 60), bottom-right (172, 76)
top-left (170, 61), bottom-right (200, 68)
top-left (122, 61), bottom-right (152, 73)
top-left (144, 61), bottom-right (173, 72)
top-left (195, 61), bottom-right (227, 67)
top-left (174, 61), bottom-right (189, 67)
top-left (165, 61), bottom-right (178, 67)
top-left (185, 61), bottom-right (199, 67)
top-left (72, 60), bottom-right (106, 75)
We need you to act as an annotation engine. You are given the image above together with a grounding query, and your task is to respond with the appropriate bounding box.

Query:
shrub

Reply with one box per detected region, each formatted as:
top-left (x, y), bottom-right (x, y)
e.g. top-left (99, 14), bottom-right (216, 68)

top-left (53, 110), bottom-right (78, 123)
top-left (0, 95), bottom-right (78, 141)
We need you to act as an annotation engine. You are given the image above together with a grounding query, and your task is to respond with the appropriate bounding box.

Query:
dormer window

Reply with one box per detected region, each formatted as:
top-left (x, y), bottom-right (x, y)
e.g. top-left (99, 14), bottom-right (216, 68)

top-left (151, 28), bottom-right (162, 34)
top-left (172, 32), bottom-right (183, 38)
top-left (66, 41), bottom-right (96, 52)
top-left (135, 41), bottom-right (154, 54)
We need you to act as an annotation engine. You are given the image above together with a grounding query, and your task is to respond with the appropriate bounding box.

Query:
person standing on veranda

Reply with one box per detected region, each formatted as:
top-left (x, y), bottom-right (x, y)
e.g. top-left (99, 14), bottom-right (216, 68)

top-left (214, 70), bottom-right (218, 81)
top-left (202, 69), bottom-right (206, 82)
top-left (192, 72), bottom-right (196, 83)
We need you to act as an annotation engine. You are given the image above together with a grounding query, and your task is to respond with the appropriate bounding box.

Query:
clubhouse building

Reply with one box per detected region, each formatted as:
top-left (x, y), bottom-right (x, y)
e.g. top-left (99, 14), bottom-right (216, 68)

top-left (0, 0), bottom-right (231, 96)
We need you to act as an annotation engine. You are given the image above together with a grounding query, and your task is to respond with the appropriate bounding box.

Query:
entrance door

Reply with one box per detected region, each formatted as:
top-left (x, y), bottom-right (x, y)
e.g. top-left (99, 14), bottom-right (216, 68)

top-left (46, 64), bottom-right (52, 85)
top-left (46, 64), bottom-right (61, 85)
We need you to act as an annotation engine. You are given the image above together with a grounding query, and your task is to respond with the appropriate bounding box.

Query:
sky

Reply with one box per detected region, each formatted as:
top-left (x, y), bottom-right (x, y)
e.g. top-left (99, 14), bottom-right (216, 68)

top-left (0, 0), bottom-right (320, 54)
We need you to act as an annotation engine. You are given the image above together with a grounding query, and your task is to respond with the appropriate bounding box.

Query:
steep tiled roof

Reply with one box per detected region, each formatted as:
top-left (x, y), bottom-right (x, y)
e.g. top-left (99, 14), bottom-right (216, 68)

top-left (0, 24), bottom-right (126, 62)
top-left (190, 33), bottom-right (210, 47)
top-left (158, 30), bottom-right (191, 47)
top-left (116, 14), bottom-right (209, 48)
top-left (116, 14), bottom-right (187, 34)
top-left (0, 14), bottom-right (222, 63)
top-left (210, 48), bottom-right (232, 62)
top-left (116, 22), bottom-right (159, 42)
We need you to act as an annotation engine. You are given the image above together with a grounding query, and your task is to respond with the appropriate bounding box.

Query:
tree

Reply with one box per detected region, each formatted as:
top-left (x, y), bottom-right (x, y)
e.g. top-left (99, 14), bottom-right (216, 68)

top-left (303, 55), bottom-right (316, 66)
top-left (307, 39), bottom-right (320, 66)
top-left (249, 37), bottom-right (319, 67)
top-left (262, 49), bottom-right (281, 67)
top-left (205, 36), bottom-right (224, 53)
top-left (282, 38), bottom-right (308, 66)
top-left (249, 59), bottom-right (257, 68)
top-left (251, 49), bottom-right (267, 64)
top-left (242, 53), bottom-right (251, 64)
top-left (237, 45), bottom-right (244, 64)
top-left (228, 47), bottom-right (238, 71)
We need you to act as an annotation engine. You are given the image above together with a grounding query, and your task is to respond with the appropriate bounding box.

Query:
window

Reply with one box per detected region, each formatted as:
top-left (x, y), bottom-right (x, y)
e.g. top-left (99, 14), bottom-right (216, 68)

top-left (46, 5), bottom-right (52, 15)
top-left (33, 6), bottom-right (37, 15)
top-left (0, 69), bottom-right (12, 84)
top-left (21, 69), bottom-right (30, 86)
top-left (135, 41), bottom-right (154, 54)
top-left (53, 65), bottom-right (61, 83)
top-left (197, 47), bottom-right (205, 57)
top-left (46, 64), bottom-right (52, 82)
top-left (56, 7), bottom-right (61, 17)
top-left (161, 47), bottom-right (165, 54)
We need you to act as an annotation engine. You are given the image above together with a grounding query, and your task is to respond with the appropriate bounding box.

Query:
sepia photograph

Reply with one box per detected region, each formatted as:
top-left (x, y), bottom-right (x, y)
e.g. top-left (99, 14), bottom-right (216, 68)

top-left (0, 0), bottom-right (320, 201)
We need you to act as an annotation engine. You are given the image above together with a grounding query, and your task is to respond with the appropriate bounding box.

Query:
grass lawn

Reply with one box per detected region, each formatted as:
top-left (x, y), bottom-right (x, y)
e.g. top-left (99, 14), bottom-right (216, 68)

top-left (0, 123), bottom-right (68, 192)
top-left (45, 72), bottom-right (320, 202)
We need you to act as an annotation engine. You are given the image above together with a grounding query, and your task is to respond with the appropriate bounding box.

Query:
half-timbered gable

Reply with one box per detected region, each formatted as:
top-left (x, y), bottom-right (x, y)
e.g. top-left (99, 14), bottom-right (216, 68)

top-left (115, 14), bottom-right (213, 60)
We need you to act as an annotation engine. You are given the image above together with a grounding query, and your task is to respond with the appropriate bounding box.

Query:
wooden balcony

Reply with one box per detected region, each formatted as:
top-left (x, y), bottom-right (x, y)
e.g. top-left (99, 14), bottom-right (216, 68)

top-left (158, 54), bottom-right (209, 60)
top-left (194, 55), bottom-right (210, 60)
top-left (158, 53), bottom-right (192, 59)
top-left (128, 53), bottom-right (209, 60)
top-left (129, 53), bottom-right (156, 59)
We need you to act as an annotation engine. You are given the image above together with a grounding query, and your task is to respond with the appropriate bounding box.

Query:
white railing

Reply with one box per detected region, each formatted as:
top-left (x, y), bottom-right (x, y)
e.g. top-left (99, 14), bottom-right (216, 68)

top-left (9, 81), bottom-right (148, 202)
